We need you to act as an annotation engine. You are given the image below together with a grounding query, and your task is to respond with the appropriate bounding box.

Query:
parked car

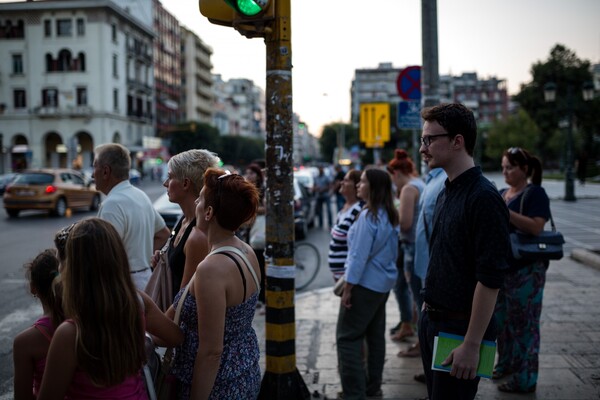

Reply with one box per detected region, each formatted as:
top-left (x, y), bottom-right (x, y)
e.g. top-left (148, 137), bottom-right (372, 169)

top-left (0, 173), bottom-right (18, 196)
top-left (3, 169), bottom-right (101, 218)
top-left (294, 168), bottom-right (316, 194)
top-left (294, 176), bottom-right (317, 240)
top-left (152, 192), bottom-right (182, 229)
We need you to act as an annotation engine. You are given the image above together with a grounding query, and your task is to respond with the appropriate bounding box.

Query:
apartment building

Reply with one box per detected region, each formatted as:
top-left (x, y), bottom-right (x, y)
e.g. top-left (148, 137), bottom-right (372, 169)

top-left (0, 0), bottom-right (154, 170)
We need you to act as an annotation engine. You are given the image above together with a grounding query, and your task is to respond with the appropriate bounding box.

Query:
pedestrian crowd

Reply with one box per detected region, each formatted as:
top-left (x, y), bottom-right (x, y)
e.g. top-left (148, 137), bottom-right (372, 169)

top-left (12, 103), bottom-right (555, 400)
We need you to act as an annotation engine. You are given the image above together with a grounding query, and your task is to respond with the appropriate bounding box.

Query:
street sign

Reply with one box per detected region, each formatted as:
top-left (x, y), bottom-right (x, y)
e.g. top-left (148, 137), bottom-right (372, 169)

top-left (396, 66), bottom-right (422, 101)
top-left (360, 103), bottom-right (390, 148)
top-left (397, 101), bottom-right (422, 129)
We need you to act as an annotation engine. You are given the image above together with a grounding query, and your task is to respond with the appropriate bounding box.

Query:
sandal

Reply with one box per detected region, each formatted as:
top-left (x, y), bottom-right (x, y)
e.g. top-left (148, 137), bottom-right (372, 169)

top-left (497, 379), bottom-right (536, 393)
top-left (397, 343), bottom-right (421, 358)
top-left (492, 369), bottom-right (508, 380)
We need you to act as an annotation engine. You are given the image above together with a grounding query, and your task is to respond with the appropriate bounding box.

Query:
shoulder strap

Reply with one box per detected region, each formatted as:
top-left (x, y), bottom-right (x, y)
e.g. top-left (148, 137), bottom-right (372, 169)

top-left (33, 321), bottom-right (53, 342)
top-left (210, 246), bottom-right (260, 290)
top-left (218, 252), bottom-right (247, 300)
top-left (519, 185), bottom-right (557, 232)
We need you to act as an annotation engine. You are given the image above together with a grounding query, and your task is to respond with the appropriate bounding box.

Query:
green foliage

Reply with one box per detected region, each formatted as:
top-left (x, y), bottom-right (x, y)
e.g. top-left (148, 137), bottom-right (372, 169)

top-left (319, 123), bottom-right (359, 162)
top-left (513, 44), bottom-right (599, 164)
top-left (485, 109), bottom-right (540, 161)
top-left (166, 121), bottom-right (264, 167)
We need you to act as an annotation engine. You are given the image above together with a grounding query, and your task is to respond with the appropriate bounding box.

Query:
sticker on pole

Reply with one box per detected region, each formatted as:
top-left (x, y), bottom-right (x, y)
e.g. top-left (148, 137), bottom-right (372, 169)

top-left (396, 66), bottom-right (422, 101)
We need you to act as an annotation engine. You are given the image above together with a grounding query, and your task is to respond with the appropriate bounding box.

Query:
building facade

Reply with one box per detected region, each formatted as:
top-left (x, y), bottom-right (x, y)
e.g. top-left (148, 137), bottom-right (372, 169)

top-left (180, 26), bottom-right (213, 124)
top-left (0, 0), bottom-right (154, 171)
top-left (153, 0), bottom-right (181, 136)
top-left (439, 72), bottom-right (509, 126)
top-left (212, 75), bottom-right (266, 139)
top-left (351, 63), bottom-right (510, 129)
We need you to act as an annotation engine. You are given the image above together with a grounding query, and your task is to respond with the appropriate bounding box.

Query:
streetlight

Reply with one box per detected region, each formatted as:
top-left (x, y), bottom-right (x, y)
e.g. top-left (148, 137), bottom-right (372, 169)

top-left (543, 81), bottom-right (594, 202)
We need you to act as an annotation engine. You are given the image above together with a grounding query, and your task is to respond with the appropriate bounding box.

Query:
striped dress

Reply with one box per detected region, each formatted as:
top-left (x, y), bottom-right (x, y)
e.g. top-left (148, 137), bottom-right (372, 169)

top-left (328, 201), bottom-right (364, 280)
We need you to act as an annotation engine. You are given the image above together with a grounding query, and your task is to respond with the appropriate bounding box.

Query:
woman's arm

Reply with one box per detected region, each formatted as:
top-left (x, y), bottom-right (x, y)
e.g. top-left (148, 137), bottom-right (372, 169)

top-left (509, 211), bottom-right (546, 235)
top-left (190, 259), bottom-right (227, 399)
top-left (181, 228), bottom-right (209, 289)
top-left (13, 328), bottom-right (36, 400)
top-left (38, 323), bottom-right (78, 400)
top-left (139, 291), bottom-right (183, 348)
top-left (398, 185), bottom-right (419, 232)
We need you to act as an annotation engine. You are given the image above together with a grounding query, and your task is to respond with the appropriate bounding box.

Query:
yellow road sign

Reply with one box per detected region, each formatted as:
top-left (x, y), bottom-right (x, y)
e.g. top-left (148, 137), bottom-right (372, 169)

top-left (360, 103), bottom-right (390, 147)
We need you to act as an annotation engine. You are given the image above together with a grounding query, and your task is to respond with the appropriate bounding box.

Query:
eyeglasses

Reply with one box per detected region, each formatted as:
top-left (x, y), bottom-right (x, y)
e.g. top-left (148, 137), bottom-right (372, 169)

top-left (215, 170), bottom-right (236, 212)
top-left (420, 133), bottom-right (450, 147)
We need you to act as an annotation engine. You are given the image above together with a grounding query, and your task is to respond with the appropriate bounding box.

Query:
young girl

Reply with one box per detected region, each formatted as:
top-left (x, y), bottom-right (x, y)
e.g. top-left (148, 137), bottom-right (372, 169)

top-left (38, 218), bottom-right (183, 399)
top-left (13, 249), bottom-right (64, 400)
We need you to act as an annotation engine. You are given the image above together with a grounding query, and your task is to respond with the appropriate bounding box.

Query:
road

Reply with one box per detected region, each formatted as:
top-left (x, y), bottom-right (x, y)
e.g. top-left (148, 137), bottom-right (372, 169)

top-left (0, 176), bottom-right (598, 397)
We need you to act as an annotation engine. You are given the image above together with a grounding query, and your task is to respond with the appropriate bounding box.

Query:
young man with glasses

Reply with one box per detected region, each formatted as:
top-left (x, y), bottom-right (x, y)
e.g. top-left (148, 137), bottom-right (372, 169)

top-left (417, 103), bottom-right (510, 400)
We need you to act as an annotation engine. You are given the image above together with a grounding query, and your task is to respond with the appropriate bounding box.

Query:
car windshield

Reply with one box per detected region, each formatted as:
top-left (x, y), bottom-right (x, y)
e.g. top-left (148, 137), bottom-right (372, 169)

top-left (13, 173), bottom-right (54, 185)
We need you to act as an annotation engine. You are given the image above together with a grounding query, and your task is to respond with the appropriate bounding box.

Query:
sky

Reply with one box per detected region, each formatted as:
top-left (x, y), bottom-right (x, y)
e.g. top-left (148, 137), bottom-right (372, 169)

top-left (162, 0), bottom-right (599, 137)
top-left (3, 0), bottom-right (598, 136)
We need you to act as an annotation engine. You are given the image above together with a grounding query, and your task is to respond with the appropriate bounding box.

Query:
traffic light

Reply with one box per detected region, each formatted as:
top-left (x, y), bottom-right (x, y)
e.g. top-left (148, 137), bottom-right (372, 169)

top-left (199, 0), bottom-right (274, 37)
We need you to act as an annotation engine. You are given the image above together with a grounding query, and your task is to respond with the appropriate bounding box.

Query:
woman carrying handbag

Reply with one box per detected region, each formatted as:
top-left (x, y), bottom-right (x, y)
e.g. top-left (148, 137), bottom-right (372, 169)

top-left (493, 147), bottom-right (551, 394)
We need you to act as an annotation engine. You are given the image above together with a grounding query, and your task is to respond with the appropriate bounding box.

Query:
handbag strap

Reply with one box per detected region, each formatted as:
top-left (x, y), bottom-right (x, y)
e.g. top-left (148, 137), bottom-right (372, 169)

top-left (519, 186), bottom-right (557, 232)
top-left (161, 272), bottom-right (194, 369)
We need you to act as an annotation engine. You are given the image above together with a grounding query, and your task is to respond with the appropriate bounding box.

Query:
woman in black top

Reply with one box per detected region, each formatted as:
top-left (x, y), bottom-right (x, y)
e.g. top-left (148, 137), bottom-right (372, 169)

top-left (156, 149), bottom-right (219, 297)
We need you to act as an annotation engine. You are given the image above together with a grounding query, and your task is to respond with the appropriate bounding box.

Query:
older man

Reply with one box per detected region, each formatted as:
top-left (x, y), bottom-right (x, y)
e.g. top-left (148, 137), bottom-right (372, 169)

top-left (93, 143), bottom-right (170, 289)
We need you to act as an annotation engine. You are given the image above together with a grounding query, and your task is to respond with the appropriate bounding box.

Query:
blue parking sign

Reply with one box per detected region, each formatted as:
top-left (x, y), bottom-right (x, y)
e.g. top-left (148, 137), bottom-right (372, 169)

top-left (397, 101), bottom-right (422, 129)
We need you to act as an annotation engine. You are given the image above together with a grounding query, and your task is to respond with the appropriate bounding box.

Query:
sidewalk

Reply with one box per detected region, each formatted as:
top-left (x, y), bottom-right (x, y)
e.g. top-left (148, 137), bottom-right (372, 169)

top-left (253, 254), bottom-right (600, 399)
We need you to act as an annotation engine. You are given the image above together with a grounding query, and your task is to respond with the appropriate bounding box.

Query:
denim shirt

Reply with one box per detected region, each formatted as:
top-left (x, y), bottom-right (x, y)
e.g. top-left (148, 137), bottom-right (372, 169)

top-left (414, 168), bottom-right (447, 280)
top-left (345, 208), bottom-right (399, 293)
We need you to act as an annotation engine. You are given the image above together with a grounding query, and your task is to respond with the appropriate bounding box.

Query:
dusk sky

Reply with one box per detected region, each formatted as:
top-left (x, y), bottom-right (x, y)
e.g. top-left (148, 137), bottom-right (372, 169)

top-left (4, 0), bottom-right (599, 136)
top-left (164, 0), bottom-right (600, 136)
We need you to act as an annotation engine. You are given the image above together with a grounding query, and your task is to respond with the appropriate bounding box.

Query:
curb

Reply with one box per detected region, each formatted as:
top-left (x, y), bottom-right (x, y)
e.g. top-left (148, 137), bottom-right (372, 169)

top-left (571, 248), bottom-right (600, 271)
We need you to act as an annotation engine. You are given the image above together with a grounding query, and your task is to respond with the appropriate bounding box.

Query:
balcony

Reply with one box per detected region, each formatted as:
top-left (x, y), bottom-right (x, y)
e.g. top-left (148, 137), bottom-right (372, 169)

top-left (33, 105), bottom-right (93, 118)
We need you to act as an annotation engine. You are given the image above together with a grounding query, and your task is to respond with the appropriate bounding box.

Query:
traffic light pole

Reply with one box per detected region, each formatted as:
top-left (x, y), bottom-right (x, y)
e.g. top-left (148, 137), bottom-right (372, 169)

top-left (259, 0), bottom-right (310, 398)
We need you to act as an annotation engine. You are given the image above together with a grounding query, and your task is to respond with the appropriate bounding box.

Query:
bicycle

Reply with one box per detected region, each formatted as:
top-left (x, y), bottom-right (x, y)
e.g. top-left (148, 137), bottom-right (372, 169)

top-left (294, 241), bottom-right (321, 290)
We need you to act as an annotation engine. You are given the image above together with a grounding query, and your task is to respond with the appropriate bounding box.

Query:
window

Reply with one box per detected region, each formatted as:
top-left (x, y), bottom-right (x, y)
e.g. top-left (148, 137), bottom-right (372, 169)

top-left (111, 23), bottom-right (117, 42)
top-left (44, 20), bottom-right (51, 37)
top-left (76, 87), bottom-right (87, 105)
top-left (56, 19), bottom-right (72, 37)
top-left (112, 54), bottom-right (118, 77)
top-left (57, 49), bottom-right (72, 71)
top-left (76, 18), bottom-right (85, 36)
top-left (12, 54), bottom-right (23, 74)
top-left (42, 88), bottom-right (58, 107)
top-left (113, 89), bottom-right (119, 110)
top-left (14, 89), bottom-right (26, 108)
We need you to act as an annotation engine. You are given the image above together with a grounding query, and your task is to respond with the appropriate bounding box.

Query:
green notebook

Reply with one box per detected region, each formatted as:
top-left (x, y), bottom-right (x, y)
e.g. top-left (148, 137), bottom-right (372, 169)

top-left (431, 332), bottom-right (496, 379)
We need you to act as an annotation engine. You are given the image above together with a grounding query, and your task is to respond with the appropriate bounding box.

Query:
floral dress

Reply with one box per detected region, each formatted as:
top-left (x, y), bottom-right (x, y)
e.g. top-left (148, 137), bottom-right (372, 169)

top-left (172, 273), bottom-right (261, 399)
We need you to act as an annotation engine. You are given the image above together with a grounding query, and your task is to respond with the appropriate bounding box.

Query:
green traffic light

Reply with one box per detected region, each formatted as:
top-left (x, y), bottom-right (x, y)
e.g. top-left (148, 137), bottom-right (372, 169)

top-left (225, 0), bottom-right (266, 16)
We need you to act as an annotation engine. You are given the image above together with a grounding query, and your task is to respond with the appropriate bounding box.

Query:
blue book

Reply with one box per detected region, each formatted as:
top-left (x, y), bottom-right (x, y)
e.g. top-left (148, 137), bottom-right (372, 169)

top-left (431, 332), bottom-right (496, 379)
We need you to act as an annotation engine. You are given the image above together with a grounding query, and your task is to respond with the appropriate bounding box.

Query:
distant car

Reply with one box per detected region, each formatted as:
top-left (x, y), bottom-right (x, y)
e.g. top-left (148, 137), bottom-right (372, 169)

top-left (294, 168), bottom-right (316, 194)
top-left (152, 192), bottom-right (182, 229)
top-left (0, 173), bottom-right (18, 196)
top-left (129, 169), bottom-right (142, 185)
top-left (3, 169), bottom-right (101, 218)
top-left (294, 176), bottom-right (317, 240)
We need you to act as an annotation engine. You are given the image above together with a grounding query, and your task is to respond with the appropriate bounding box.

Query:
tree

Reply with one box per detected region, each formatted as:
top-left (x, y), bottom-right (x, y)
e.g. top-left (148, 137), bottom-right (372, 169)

top-left (167, 121), bottom-right (221, 156)
top-left (485, 109), bottom-right (542, 165)
top-left (318, 123), bottom-right (359, 163)
top-left (513, 44), bottom-right (600, 166)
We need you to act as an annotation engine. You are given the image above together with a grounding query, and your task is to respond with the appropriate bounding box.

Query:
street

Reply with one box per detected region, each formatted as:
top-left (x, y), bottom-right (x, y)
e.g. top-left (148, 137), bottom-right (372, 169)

top-left (0, 176), bottom-right (598, 397)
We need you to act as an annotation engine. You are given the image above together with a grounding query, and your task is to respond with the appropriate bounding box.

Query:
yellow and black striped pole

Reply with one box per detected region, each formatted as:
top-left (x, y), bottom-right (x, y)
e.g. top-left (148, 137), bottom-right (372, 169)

top-left (258, 0), bottom-right (310, 398)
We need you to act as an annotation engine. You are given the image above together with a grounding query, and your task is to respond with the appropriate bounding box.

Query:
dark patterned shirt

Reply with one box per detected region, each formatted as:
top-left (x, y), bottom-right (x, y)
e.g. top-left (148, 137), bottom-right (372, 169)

top-left (423, 166), bottom-right (509, 313)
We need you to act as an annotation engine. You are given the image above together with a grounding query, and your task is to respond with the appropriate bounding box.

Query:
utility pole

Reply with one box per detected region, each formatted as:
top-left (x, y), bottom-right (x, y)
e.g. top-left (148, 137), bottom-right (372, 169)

top-left (421, 0), bottom-right (440, 109)
top-left (198, 1), bottom-right (310, 397)
top-left (260, 0), bottom-right (310, 398)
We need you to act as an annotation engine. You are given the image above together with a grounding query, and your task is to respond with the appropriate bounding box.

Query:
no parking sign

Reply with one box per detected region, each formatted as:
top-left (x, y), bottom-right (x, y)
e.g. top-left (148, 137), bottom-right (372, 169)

top-left (396, 66), bottom-right (422, 101)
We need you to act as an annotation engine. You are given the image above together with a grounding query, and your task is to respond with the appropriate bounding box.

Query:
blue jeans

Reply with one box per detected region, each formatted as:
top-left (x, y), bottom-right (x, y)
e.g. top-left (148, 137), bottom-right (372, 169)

top-left (393, 242), bottom-right (423, 323)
